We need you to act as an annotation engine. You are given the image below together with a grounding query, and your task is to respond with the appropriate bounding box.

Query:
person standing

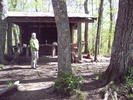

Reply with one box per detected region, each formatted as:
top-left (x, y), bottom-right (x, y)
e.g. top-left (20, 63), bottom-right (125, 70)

top-left (30, 32), bottom-right (39, 69)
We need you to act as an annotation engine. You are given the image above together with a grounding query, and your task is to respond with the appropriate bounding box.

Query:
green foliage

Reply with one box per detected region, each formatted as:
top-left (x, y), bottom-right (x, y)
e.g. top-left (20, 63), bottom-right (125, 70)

top-left (7, 81), bottom-right (13, 86)
top-left (72, 66), bottom-right (81, 73)
top-left (53, 71), bottom-right (83, 96)
top-left (112, 98), bottom-right (117, 100)
top-left (125, 67), bottom-right (133, 88)
top-left (95, 69), bottom-right (102, 80)
top-left (95, 76), bottom-right (99, 80)
top-left (7, 0), bottom-right (118, 56)
top-left (128, 93), bottom-right (133, 99)
top-left (74, 89), bottom-right (86, 100)
top-left (73, 66), bottom-right (78, 71)
top-left (110, 82), bottom-right (116, 89)
top-left (120, 67), bottom-right (133, 99)
top-left (0, 64), bottom-right (3, 67)
top-left (62, 0), bottom-right (67, 2)
top-left (96, 69), bottom-right (100, 73)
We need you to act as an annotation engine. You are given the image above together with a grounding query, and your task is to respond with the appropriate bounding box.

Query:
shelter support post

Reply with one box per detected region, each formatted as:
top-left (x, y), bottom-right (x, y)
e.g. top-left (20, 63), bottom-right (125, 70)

top-left (77, 22), bottom-right (82, 60)
top-left (70, 26), bottom-right (74, 52)
top-left (7, 22), bottom-right (12, 57)
top-left (19, 26), bottom-right (22, 47)
top-left (71, 26), bottom-right (74, 44)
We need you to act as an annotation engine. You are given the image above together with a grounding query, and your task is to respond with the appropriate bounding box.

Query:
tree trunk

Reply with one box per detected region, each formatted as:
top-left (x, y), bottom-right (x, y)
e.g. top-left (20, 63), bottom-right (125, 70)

top-left (20, 0), bottom-right (27, 11)
top-left (35, 0), bottom-right (38, 12)
top-left (10, 0), bottom-right (17, 11)
top-left (102, 0), bottom-right (133, 85)
top-left (91, 0), bottom-right (93, 15)
top-left (94, 0), bottom-right (104, 61)
top-left (12, 25), bottom-right (19, 45)
top-left (0, 0), bottom-right (8, 64)
top-left (84, 0), bottom-right (89, 53)
top-left (107, 0), bottom-right (113, 53)
top-left (10, 1), bottom-right (19, 46)
top-left (52, 0), bottom-right (72, 75)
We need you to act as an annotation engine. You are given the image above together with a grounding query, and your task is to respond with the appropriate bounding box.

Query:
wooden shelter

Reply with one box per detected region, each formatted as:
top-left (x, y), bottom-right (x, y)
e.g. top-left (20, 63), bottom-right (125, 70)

top-left (7, 12), bottom-right (96, 60)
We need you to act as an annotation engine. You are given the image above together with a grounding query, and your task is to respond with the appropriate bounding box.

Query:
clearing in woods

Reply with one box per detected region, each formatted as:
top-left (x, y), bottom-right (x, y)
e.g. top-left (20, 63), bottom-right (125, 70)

top-left (0, 56), bottom-right (125, 100)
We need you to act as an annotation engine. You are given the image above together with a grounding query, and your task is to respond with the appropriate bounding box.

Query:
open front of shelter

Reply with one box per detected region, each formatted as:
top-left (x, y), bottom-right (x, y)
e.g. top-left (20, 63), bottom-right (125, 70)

top-left (7, 12), bottom-right (96, 61)
top-left (17, 22), bottom-right (58, 57)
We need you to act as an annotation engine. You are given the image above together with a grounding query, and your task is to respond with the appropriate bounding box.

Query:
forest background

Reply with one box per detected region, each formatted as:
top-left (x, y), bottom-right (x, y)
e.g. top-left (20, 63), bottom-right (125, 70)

top-left (1, 1), bottom-right (133, 99)
top-left (7, 0), bottom-right (119, 56)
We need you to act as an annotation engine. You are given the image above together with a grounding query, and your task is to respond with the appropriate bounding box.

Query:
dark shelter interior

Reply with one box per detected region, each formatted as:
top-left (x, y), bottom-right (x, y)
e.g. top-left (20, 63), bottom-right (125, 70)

top-left (18, 22), bottom-right (58, 56)
top-left (20, 23), bottom-right (57, 45)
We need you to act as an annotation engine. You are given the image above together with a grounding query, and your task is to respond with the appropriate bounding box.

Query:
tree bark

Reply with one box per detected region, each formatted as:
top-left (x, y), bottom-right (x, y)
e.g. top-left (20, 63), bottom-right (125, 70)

top-left (35, 0), bottom-right (38, 12)
top-left (20, 0), bottom-right (27, 11)
top-left (102, 0), bottom-right (133, 85)
top-left (94, 0), bottom-right (104, 61)
top-left (0, 0), bottom-right (8, 64)
top-left (84, 0), bottom-right (89, 53)
top-left (107, 0), bottom-right (113, 53)
top-left (13, 25), bottom-right (19, 45)
top-left (52, 0), bottom-right (72, 75)
top-left (10, 1), bottom-right (19, 46)
top-left (12, 24), bottom-right (20, 46)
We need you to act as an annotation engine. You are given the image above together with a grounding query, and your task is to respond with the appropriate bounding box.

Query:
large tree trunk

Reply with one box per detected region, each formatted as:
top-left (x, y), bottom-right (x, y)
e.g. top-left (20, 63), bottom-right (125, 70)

top-left (52, 0), bottom-right (72, 75)
top-left (0, 0), bottom-right (8, 64)
top-left (84, 0), bottom-right (89, 53)
top-left (102, 0), bottom-right (133, 85)
top-left (94, 0), bottom-right (104, 61)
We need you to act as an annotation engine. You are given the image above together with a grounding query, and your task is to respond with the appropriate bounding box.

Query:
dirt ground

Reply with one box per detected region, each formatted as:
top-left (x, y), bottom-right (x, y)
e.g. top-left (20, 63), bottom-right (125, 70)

top-left (0, 56), bottom-right (126, 100)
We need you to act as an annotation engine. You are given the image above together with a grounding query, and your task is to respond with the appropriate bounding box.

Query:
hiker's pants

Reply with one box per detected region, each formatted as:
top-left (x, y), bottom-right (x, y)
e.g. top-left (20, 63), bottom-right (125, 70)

top-left (31, 50), bottom-right (39, 68)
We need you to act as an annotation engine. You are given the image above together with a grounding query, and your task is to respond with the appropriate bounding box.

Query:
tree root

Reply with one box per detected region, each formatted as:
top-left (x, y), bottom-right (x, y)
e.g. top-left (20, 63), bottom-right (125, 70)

top-left (102, 83), bottom-right (119, 100)
top-left (83, 85), bottom-right (119, 100)
top-left (83, 82), bottom-right (117, 100)
top-left (103, 90), bottom-right (109, 100)
top-left (103, 89), bottom-right (118, 100)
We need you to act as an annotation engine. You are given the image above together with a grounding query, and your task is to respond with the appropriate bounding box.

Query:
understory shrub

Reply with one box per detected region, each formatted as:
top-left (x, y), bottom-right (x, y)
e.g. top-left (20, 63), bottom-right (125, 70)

top-left (123, 67), bottom-right (133, 99)
top-left (53, 71), bottom-right (83, 96)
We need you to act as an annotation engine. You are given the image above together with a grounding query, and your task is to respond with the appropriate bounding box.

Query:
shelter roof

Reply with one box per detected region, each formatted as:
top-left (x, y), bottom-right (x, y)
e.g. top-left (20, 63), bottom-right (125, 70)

top-left (7, 11), bottom-right (97, 21)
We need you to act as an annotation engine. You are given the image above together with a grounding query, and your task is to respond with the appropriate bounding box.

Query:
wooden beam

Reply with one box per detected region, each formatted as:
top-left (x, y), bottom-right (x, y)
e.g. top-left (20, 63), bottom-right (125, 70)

top-left (7, 17), bottom-right (95, 23)
top-left (7, 17), bottom-right (55, 23)
top-left (77, 22), bottom-right (82, 60)
top-left (71, 26), bottom-right (74, 43)
top-left (7, 22), bottom-right (12, 57)
top-left (19, 26), bottom-right (23, 48)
